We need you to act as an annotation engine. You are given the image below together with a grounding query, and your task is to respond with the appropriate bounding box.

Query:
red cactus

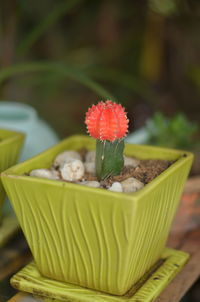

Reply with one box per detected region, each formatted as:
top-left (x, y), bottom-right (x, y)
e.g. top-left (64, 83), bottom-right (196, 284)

top-left (85, 100), bottom-right (129, 142)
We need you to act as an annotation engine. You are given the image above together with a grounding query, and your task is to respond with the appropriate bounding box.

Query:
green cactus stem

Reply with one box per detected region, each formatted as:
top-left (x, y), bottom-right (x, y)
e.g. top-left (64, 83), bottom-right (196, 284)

top-left (95, 139), bottom-right (125, 181)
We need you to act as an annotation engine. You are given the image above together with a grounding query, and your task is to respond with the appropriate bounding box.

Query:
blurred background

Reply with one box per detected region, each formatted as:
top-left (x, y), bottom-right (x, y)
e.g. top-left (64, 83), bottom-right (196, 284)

top-left (0, 0), bottom-right (199, 300)
top-left (0, 0), bottom-right (199, 136)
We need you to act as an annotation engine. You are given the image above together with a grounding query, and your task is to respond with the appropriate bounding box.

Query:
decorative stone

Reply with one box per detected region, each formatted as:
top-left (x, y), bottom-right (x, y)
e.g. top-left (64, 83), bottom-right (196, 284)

top-left (60, 159), bottom-right (85, 181)
top-left (121, 177), bottom-right (144, 193)
top-left (54, 151), bottom-right (82, 167)
top-left (84, 162), bottom-right (95, 174)
top-left (30, 149), bottom-right (145, 193)
top-left (124, 156), bottom-right (140, 168)
top-left (30, 169), bottom-right (59, 180)
top-left (85, 150), bottom-right (96, 162)
top-left (79, 181), bottom-right (100, 188)
top-left (108, 182), bottom-right (123, 192)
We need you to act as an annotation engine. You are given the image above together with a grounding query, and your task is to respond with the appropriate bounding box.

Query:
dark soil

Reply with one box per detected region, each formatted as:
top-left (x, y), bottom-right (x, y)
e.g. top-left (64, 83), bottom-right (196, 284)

top-left (83, 158), bottom-right (172, 187)
top-left (132, 160), bottom-right (172, 184)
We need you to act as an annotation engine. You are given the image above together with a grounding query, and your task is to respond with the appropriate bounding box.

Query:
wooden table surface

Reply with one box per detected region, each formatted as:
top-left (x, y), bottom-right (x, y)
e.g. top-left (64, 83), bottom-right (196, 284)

top-left (2, 177), bottom-right (200, 302)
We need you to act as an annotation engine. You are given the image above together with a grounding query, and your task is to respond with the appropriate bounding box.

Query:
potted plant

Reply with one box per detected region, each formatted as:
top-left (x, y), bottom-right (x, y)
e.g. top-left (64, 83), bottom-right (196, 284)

top-left (0, 128), bottom-right (24, 219)
top-left (1, 101), bottom-right (193, 295)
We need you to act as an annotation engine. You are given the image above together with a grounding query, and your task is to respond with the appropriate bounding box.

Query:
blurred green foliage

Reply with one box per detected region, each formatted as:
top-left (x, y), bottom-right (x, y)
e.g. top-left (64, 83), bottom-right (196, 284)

top-left (149, 0), bottom-right (178, 15)
top-left (0, 0), bottom-right (199, 136)
top-left (145, 112), bottom-right (199, 150)
top-left (0, 0), bottom-right (149, 101)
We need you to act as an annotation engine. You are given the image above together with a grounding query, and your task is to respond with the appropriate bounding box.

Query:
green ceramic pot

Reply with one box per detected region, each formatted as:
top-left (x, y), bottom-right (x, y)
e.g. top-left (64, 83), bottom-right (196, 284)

top-left (0, 129), bottom-right (24, 219)
top-left (1, 135), bottom-right (193, 295)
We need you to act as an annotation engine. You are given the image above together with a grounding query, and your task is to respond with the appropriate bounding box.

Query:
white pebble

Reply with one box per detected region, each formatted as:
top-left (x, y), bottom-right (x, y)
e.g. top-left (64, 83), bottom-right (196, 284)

top-left (60, 159), bottom-right (85, 181)
top-left (124, 156), bottom-right (140, 168)
top-left (85, 150), bottom-right (96, 162)
top-left (108, 182), bottom-right (123, 192)
top-left (121, 177), bottom-right (144, 193)
top-left (84, 162), bottom-right (95, 174)
top-left (30, 169), bottom-right (59, 180)
top-left (79, 181), bottom-right (100, 188)
top-left (54, 151), bottom-right (81, 167)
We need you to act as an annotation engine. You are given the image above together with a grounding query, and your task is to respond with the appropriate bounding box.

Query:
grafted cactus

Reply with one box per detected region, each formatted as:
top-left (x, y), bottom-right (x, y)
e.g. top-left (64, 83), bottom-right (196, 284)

top-left (85, 100), bottom-right (129, 180)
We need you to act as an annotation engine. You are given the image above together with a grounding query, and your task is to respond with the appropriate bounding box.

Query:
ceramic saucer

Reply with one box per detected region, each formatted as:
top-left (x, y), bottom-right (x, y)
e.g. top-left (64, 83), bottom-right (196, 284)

top-left (10, 248), bottom-right (189, 302)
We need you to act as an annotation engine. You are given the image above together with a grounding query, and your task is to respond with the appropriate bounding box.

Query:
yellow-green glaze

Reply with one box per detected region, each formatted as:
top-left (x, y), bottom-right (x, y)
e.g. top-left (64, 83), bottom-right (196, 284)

top-left (1, 135), bottom-right (193, 295)
top-left (0, 129), bottom-right (24, 218)
top-left (0, 215), bottom-right (20, 246)
top-left (10, 248), bottom-right (189, 302)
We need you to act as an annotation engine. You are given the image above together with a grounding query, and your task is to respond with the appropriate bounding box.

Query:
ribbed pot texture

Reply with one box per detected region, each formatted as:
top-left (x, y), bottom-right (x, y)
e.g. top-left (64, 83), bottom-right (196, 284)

top-left (1, 135), bottom-right (193, 295)
top-left (0, 129), bottom-right (24, 218)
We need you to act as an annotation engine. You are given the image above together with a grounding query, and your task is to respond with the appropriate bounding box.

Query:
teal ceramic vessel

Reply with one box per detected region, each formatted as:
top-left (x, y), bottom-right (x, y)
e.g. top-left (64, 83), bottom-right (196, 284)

top-left (0, 101), bottom-right (59, 214)
top-left (0, 101), bottom-right (59, 161)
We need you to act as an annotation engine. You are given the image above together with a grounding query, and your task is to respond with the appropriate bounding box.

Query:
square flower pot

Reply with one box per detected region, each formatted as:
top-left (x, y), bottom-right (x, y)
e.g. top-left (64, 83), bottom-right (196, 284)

top-left (1, 135), bottom-right (193, 295)
top-left (0, 128), bottom-right (24, 218)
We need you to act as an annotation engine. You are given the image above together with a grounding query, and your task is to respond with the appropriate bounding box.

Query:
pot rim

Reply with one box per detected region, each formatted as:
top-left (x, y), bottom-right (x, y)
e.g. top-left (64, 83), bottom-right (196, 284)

top-left (0, 128), bottom-right (25, 148)
top-left (1, 135), bottom-right (193, 200)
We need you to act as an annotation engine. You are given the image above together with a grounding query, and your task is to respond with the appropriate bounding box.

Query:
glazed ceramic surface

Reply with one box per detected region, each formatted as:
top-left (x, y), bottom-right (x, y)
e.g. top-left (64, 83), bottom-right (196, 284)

top-left (10, 248), bottom-right (189, 302)
top-left (0, 129), bottom-right (24, 217)
top-left (2, 135), bottom-right (193, 295)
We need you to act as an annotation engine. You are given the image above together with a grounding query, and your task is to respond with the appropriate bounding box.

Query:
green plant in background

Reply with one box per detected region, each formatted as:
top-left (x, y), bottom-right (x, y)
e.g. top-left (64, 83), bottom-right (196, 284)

top-left (0, 0), bottom-right (199, 138)
top-left (0, 62), bottom-right (115, 101)
top-left (0, 0), bottom-right (115, 101)
top-left (0, 0), bottom-right (157, 138)
top-left (149, 0), bottom-right (178, 16)
top-left (145, 112), bottom-right (199, 150)
top-left (0, 0), bottom-right (149, 99)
